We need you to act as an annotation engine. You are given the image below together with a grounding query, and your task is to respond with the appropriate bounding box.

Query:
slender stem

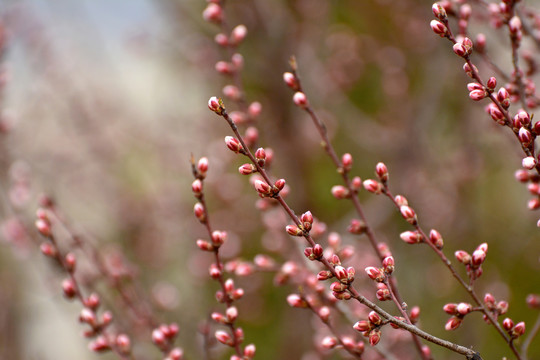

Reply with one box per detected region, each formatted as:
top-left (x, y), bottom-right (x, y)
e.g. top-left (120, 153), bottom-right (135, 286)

top-left (521, 312), bottom-right (540, 360)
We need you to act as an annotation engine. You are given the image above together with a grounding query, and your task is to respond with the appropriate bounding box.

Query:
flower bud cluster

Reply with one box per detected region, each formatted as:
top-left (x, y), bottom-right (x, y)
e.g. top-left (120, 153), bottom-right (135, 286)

top-left (483, 293), bottom-right (509, 321)
top-left (353, 311), bottom-right (384, 346)
top-left (442, 302), bottom-right (473, 331)
top-left (152, 323), bottom-right (180, 352)
top-left (454, 243), bottom-right (487, 279)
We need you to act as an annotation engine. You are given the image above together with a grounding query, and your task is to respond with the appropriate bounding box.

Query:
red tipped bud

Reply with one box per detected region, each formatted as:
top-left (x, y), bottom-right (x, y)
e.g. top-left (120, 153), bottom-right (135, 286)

top-left (35, 219), bottom-right (51, 237)
top-left (40, 242), bottom-right (57, 257)
top-left (224, 136), bottom-right (242, 153)
top-left (317, 270), bottom-right (332, 281)
top-left (287, 294), bottom-right (307, 308)
top-left (230, 24), bottom-right (247, 45)
top-left (331, 185), bottom-right (349, 199)
top-left (274, 178), bottom-right (286, 191)
top-left (202, 4), bottom-right (223, 23)
top-left (286, 225), bottom-right (303, 236)
top-left (429, 229), bottom-right (444, 249)
top-left (321, 336), bottom-right (338, 349)
top-left (400, 205), bottom-right (417, 224)
top-left (503, 317), bottom-right (514, 331)
top-left (526, 294), bottom-right (540, 309)
top-left (365, 266), bottom-right (385, 282)
top-left (469, 89), bottom-right (486, 101)
top-left (342, 153), bottom-right (353, 171)
top-left (283, 72), bottom-right (299, 90)
top-left (368, 329), bottom-right (381, 346)
top-left (194, 202), bottom-right (205, 222)
top-left (363, 179), bottom-right (383, 194)
top-left (244, 344), bottom-right (256, 358)
top-left (455, 250), bottom-right (471, 264)
top-left (445, 317), bottom-right (462, 330)
top-left (192, 179), bottom-right (203, 195)
top-left (497, 301), bottom-right (509, 314)
top-left (318, 306), bottom-right (330, 322)
top-left (410, 306), bottom-right (420, 323)
top-left (513, 322), bottom-right (526, 337)
top-left (215, 330), bottom-right (232, 346)
top-left (394, 194), bottom-right (408, 206)
top-left (62, 278), bottom-right (77, 299)
top-left (430, 20), bottom-right (448, 37)
top-left (382, 256), bottom-right (394, 274)
top-left (353, 320), bottom-right (371, 332)
top-left (254, 179), bottom-right (271, 195)
top-left (293, 92), bottom-right (308, 108)
top-left (487, 77), bottom-right (497, 91)
top-left (457, 302), bottom-right (472, 315)
top-left (334, 265), bottom-right (348, 283)
top-left (519, 127), bottom-right (533, 146)
top-left (375, 162), bottom-right (388, 182)
top-left (472, 249), bottom-right (486, 266)
top-left (208, 96), bottom-right (225, 114)
top-left (368, 311), bottom-right (382, 325)
top-left (432, 3), bottom-right (448, 20)
top-left (400, 230), bottom-right (422, 244)
top-left (497, 88), bottom-right (511, 108)
top-left (238, 163), bottom-right (256, 175)
top-left (443, 303), bottom-right (458, 315)
top-left (522, 156), bottom-right (536, 170)
top-left (197, 157), bottom-right (208, 174)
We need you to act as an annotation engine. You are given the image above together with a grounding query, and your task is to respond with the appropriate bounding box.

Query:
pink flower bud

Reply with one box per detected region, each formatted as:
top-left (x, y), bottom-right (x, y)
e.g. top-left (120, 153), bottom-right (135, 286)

top-left (168, 348), bottom-right (184, 360)
top-left (224, 136), bottom-right (242, 153)
top-left (244, 344), bottom-right (256, 358)
top-left (467, 82), bottom-right (483, 92)
top-left (334, 265), bottom-right (348, 283)
top-left (382, 256), bottom-right (394, 274)
top-left (526, 294), bottom-right (540, 309)
top-left (365, 266), bottom-right (385, 282)
top-left (509, 16), bottom-right (521, 34)
top-left (230, 24), bottom-right (247, 44)
top-left (80, 308), bottom-right (97, 326)
top-left (445, 316), bottom-right (462, 330)
top-left (254, 179), bottom-right (272, 195)
top-left (487, 77), bottom-right (497, 91)
top-left (197, 157), bottom-right (208, 174)
top-left (40, 242), bottom-right (57, 257)
top-left (429, 229), bottom-right (444, 249)
top-left (116, 334), bottom-right (131, 354)
top-left (394, 194), bottom-right (408, 206)
top-left (400, 230), bottom-right (422, 244)
top-left (226, 306), bottom-right (238, 322)
top-left (353, 320), bottom-right (371, 332)
top-left (469, 89), bottom-right (486, 101)
top-left (231, 53), bottom-right (243, 69)
top-left (348, 219), bottom-right (367, 234)
top-left (522, 156), bottom-right (536, 170)
top-left (214, 33), bottom-right (228, 46)
top-left (286, 225), bottom-right (303, 236)
top-left (35, 219), bottom-right (51, 237)
top-left (484, 293), bottom-right (496, 308)
top-left (475, 33), bottom-right (486, 53)
top-left (238, 163), bottom-right (256, 175)
top-left (503, 317), bottom-right (514, 331)
top-left (513, 322), bottom-right (526, 337)
top-left (410, 306), bottom-right (420, 323)
top-left (248, 101), bottom-right (262, 118)
top-left (321, 336), bottom-right (338, 349)
top-left (487, 104), bottom-right (504, 122)
top-left (455, 250), bottom-right (471, 264)
top-left (283, 72), bottom-right (299, 90)
top-left (194, 202), bottom-right (205, 222)
top-left (84, 293), bottom-right (100, 310)
top-left (430, 20), bottom-right (448, 37)
top-left (463, 63), bottom-right (478, 78)
top-left (375, 162), bottom-right (388, 182)
top-left (62, 278), bottom-right (77, 299)
top-left (400, 205), bottom-right (417, 224)
top-left (208, 96), bottom-right (224, 114)
top-left (432, 3), bottom-right (447, 20)
top-left (331, 185), bottom-right (349, 199)
top-left (293, 92), bottom-right (308, 108)
top-left (457, 302), bottom-right (472, 315)
top-left (274, 178), bottom-right (286, 191)
top-left (497, 301), bottom-right (509, 314)
top-left (368, 311), bottom-right (382, 325)
top-left (317, 270), bottom-right (332, 281)
top-left (497, 88), bottom-right (511, 108)
top-left (453, 42), bottom-right (469, 57)
top-left (196, 239), bottom-right (213, 251)
top-left (192, 179), bottom-right (203, 195)
top-left (363, 179), bottom-right (383, 194)
top-left (215, 330), bottom-right (232, 345)
top-left (89, 336), bottom-right (110, 352)
top-left (443, 303), bottom-right (458, 315)
top-left (318, 306), bottom-right (330, 322)
top-left (376, 283), bottom-right (391, 301)
top-left (519, 128), bottom-right (533, 146)
top-left (287, 294), bottom-right (307, 308)
top-left (211, 231), bottom-right (227, 246)
top-left (369, 329), bottom-right (381, 346)
top-left (202, 3), bottom-right (223, 23)
top-left (528, 198), bottom-right (540, 210)
top-left (255, 147), bottom-right (266, 161)
top-left (472, 249), bottom-right (486, 266)
top-left (351, 176), bottom-right (362, 190)
top-left (342, 153), bottom-right (353, 171)
top-left (330, 281), bottom-right (348, 293)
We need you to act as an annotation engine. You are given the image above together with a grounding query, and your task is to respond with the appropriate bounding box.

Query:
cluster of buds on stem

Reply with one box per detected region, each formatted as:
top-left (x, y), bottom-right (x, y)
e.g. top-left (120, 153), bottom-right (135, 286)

top-left (454, 243), bottom-right (487, 280)
top-left (443, 302), bottom-right (473, 330)
top-left (483, 293), bottom-right (509, 321)
top-left (502, 318), bottom-right (526, 339)
top-left (353, 311), bottom-right (384, 346)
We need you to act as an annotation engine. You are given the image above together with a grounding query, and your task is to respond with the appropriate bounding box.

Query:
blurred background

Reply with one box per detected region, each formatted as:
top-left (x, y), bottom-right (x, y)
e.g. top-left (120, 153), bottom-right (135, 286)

top-left (0, 0), bottom-right (538, 359)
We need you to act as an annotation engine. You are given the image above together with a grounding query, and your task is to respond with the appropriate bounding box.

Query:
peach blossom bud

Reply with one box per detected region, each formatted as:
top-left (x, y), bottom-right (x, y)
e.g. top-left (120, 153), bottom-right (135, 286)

top-left (329, 254), bottom-right (341, 266)
top-left (528, 198), bottom-right (540, 210)
top-left (453, 42), bottom-right (469, 57)
top-left (363, 179), bottom-right (383, 194)
top-left (224, 136), bottom-right (241, 153)
top-left (232, 288), bottom-right (244, 300)
top-left (472, 249), bottom-right (486, 266)
top-left (283, 72), bottom-right (299, 90)
top-left (445, 316), bottom-right (462, 330)
top-left (211, 231), bottom-right (227, 246)
top-left (365, 267), bottom-right (385, 282)
top-left (351, 176), bottom-right (362, 190)
top-left (253, 254), bottom-right (274, 269)
top-left (334, 265), bottom-right (348, 283)
top-left (369, 329), bottom-right (381, 346)
top-left (274, 178), bottom-right (286, 191)
top-left (484, 293), bottom-right (496, 308)
top-left (509, 16), bottom-right (521, 34)
top-left (469, 89), bottom-right (486, 101)
top-left (255, 147), bottom-right (266, 161)
top-left (102, 311), bottom-right (113, 325)
top-left (429, 229), bottom-right (444, 249)
top-left (231, 53), bottom-right (243, 69)
top-left (301, 211), bottom-right (313, 227)
top-left (317, 270), bottom-right (332, 281)
top-left (467, 82), bottom-right (483, 92)
top-left (321, 336), bottom-right (338, 349)
top-left (226, 306), bottom-right (238, 322)
top-left (35, 219), bottom-right (51, 237)
top-left (194, 202), bottom-right (205, 222)
top-left (519, 128), bottom-right (533, 145)
top-left (238, 163), bottom-right (256, 175)
top-left (487, 104), bottom-right (505, 122)
top-left (40, 242), bottom-right (56, 257)
top-left (80, 308), bottom-right (97, 326)
top-left (460, 3), bottom-right (471, 19)
top-left (223, 85), bottom-right (241, 101)
top-left (368, 311), bottom-right (382, 325)
top-left (196, 239), bottom-right (213, 251)
top-left (254, 179), bottom-right (271, 195)
top-left (410, 306), bottom-right (420, 323)
top-left (455, 250), bottom-right (471, 264)
top-left (169, 348), bottom-right (184, 360)
top-left (375, 162), bottom-right (388, 182)
top-left (529, 183), bottom-right (540, 195)
top-left (192, 179), bottom-right (202, 194)
top-left (353, 320), bottom-right (371, 332)
top-left (248, 101), bottom-right (262, 118)
top-left (457, 302), bottom-right (472, 315)
top-left (244, 344), bottom-right (256, 358)
top-left (215, 330), bottom-right (232, 345)
top-left (203, 3), bottom-right (223, 23)
top-left (293, 92), bottom-right (308, 108)
top-left (497, 301), bottom-right (509, 314)
top-left (215, 33), bottom-right (228, 46)
top-left (526, 294), bottom-right (540, 309)
top-left (443, 303), bottom-right (458, 315)
top-left (286, 225), bottom-right (303, 236)
top-left (330, 281), bottom-right (347, 293)
top-left (348, 219), bottom-right (366, 234)
top-left (208, 96), bottom-right (224, 114)
top-left (487, 77), bottom-right (497, 91)
top-left (89, 336), bottom-right (110, 352)
top-left (376, 283), bottom-right (391, 301)
top-left (235, 262), bottom-right (253, 276)
top-left (430, 20), bottom-right (448, 37)
top-left (503, 317), bottom-right (514, 331)
top-left (230, 24), bottom-right (247, 44)
top-left (342, 153), bottom-right (353, 171)
top-left (378, 242), bottom-right (392, 257)
top-left (333, 291), bottom-right (351, 300)
top-left (522, 156), bottom-right (536, 170)
top-left (400, 205), bottom-right (417, 224)
top-left (85, 293), bottom-right (100, 310)
top-left (394, 195), bottom-right (408, 206)
top-left (475, 33), bottom-right (486, 53)
top-left (62, 278), bottom-right (77, 299)
top-left (341, 336), bottom-right (355, 350)
top-left (513, 322), bottom-right (526, 337)
top-left (382, 256), bottom-right (394, 274)
top-left (287, 294), bottom-right (307, 308)
top-left (463, 63), bottom-right (478, 78)
top-left (210, 264), bottom-right (221, 279)
top-left (497, 88), bottom-right (510, 108)
top-left (116, 334), bottom-right (131, 354)
top-left (432, 3), bottom-right (447, 20)
top-left (197, 157), bottom-right (208, 174)
top-left (319, 306), bottom-right (330, 322)
top-left (400, 230), bottom-right (422, 244)
top-left (331, 185), bottom-right (349, 199)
